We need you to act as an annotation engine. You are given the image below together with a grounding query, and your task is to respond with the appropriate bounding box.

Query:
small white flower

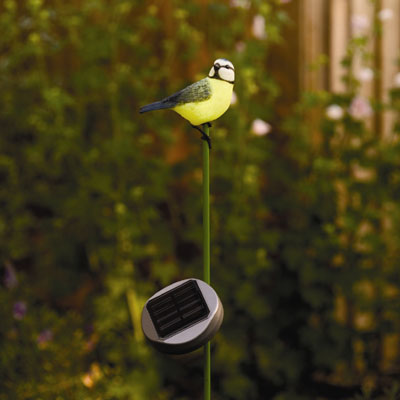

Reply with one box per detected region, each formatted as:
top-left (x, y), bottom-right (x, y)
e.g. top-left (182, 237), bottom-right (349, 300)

top-left (357, 67), bottom-right (374, 82)
top-left (326, 104), bottom-right (344, 120)
top-left (378, 8), bottom-right (393, 21)
top-left (230, 0), bottom-right (250, 9)
top-left (351, 15), bottom-right (370, 35)
top-left (251, 119), bottom-right (271, 136)
top-left (394, 72), bottom-right (400, 88)
top-left (231, 91), bottom-right (238, 105)
top-left (252, 15), bottom-right (267, 40)
top-left (349, 96), bottom-right (373, 120)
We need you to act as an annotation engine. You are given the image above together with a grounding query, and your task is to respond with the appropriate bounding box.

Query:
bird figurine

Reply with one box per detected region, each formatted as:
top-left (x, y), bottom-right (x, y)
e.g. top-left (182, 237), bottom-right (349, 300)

top-left (139, 58), bottom-right (235, 149)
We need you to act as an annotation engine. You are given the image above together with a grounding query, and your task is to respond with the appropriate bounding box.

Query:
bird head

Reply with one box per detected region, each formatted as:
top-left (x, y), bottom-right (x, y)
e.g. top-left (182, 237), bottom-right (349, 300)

top-left (208, 59), bottom-right (235, 84)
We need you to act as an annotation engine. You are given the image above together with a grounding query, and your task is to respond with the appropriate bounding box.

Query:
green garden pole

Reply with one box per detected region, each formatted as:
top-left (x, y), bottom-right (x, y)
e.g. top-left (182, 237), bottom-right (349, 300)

top-left (202, 123), bottom-right (211, 400)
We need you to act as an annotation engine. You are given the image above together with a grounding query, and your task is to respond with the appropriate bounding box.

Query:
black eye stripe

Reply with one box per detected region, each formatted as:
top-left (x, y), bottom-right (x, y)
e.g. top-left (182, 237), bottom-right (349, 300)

top-left (216, 65), bottom-right (234, 71)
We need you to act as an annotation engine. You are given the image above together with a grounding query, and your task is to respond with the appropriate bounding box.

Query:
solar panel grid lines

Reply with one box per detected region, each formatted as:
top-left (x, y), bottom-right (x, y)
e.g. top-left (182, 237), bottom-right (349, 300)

top-left (147, 280), bottom-right (210, 338)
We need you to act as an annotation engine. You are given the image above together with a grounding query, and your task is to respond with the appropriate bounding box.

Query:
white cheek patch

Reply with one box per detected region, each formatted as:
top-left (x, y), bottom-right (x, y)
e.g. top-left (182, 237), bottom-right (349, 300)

top-left (219, 67), bottom-right (235, 82)
top-left (209, 66), bottom-right (215, 77)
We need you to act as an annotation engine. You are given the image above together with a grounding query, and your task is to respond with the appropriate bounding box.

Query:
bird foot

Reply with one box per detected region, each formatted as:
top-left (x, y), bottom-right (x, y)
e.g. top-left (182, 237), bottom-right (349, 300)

top-left (191, 124), bottom-right (211, 149)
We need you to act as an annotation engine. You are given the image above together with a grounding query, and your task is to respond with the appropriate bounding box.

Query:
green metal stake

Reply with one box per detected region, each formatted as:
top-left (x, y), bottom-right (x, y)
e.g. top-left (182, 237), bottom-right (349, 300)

top-left (202, 123), bottom-right (211, 400)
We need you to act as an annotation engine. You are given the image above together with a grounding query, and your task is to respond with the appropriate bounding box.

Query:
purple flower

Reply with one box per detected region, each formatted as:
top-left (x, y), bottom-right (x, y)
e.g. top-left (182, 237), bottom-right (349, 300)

top-left (13, 301), bottom-right (27, 320)
top-left (349, 96), bottom-right (373, 120)
top-left (37, 329), bottom-right (53, 345)
top-left (4, 262), bottom-right (18, 289)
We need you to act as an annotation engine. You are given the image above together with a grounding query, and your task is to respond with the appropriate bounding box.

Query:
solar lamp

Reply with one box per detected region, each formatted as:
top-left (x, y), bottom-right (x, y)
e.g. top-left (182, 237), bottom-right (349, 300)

top-left (141, 279), bottom-right (223, 355)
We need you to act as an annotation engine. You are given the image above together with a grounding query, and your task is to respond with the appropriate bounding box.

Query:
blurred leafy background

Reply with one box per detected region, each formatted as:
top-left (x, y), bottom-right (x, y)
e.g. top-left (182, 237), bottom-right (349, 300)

top-left (2, 0), bottom-right (400, 399)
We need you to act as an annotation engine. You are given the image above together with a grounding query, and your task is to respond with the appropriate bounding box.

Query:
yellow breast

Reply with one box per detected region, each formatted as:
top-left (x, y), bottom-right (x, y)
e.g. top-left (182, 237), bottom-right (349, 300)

top-left (173, 78), bottom-right (233, 126)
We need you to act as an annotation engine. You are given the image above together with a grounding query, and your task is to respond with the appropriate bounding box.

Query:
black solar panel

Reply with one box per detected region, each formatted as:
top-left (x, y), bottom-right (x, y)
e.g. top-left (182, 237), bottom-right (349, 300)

top-left (146, 280), bottom-right (210, 338)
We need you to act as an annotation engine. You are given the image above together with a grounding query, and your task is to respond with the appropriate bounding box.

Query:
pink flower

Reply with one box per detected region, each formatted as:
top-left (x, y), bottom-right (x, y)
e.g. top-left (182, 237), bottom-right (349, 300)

top-left (357, 67), bottom-right (374, 82)
top-left (13, 301), bottom-right (27, 320)
top-left (4, 262), bottom-right (18, 289)
top-left (349, 96), bottom-right (373, 120)
top-left (231, 91), bottom-right (238, 105)
top-left (235, 41), bottom-right (246, 53)
top-left (37, 329), bottom-right (53, 346)
top-left (252, 15), bottom-right (267, 40)
top-left (394, 72), bottom-right (400, 88)
top-left (351, 15), bottom-right (370, 35)
top-left (251, 119), bottom-right (271, 136)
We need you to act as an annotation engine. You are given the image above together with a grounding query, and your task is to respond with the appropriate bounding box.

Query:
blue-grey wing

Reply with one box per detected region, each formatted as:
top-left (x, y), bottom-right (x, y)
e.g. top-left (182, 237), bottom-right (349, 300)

top-left (162, 78), bottom-right (211, 107)
top-left (139, 78), bottom-right (211, 113)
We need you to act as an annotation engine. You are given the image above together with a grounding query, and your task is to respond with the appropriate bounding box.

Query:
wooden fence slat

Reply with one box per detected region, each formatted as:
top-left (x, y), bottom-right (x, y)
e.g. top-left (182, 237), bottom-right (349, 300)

top-left (299, 0), bottom-right (328, 92)
top-left (330, 0), bottom-right (349, 92)
top-left (380, 0), bottom-right (400, 140)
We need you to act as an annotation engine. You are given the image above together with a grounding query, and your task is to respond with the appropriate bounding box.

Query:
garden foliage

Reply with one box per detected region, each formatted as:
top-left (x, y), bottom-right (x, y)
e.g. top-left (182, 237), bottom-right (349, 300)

top-left (1, 0), bottom-right (400, 399)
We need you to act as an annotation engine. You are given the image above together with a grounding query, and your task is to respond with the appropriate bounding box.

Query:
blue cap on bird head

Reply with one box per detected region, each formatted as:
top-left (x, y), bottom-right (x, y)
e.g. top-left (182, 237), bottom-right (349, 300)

top-left (209, 59), bottom-right (235, 83)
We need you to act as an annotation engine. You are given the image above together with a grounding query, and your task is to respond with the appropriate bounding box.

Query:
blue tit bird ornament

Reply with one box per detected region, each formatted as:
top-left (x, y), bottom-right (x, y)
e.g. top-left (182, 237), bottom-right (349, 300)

top-left (139, 58), bottom-right (235, 149)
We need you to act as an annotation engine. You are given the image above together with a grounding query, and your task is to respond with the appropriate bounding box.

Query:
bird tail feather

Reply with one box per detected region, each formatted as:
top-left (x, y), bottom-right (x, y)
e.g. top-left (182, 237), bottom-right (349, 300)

top-left (139, 101), bottom-right (172, 113)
